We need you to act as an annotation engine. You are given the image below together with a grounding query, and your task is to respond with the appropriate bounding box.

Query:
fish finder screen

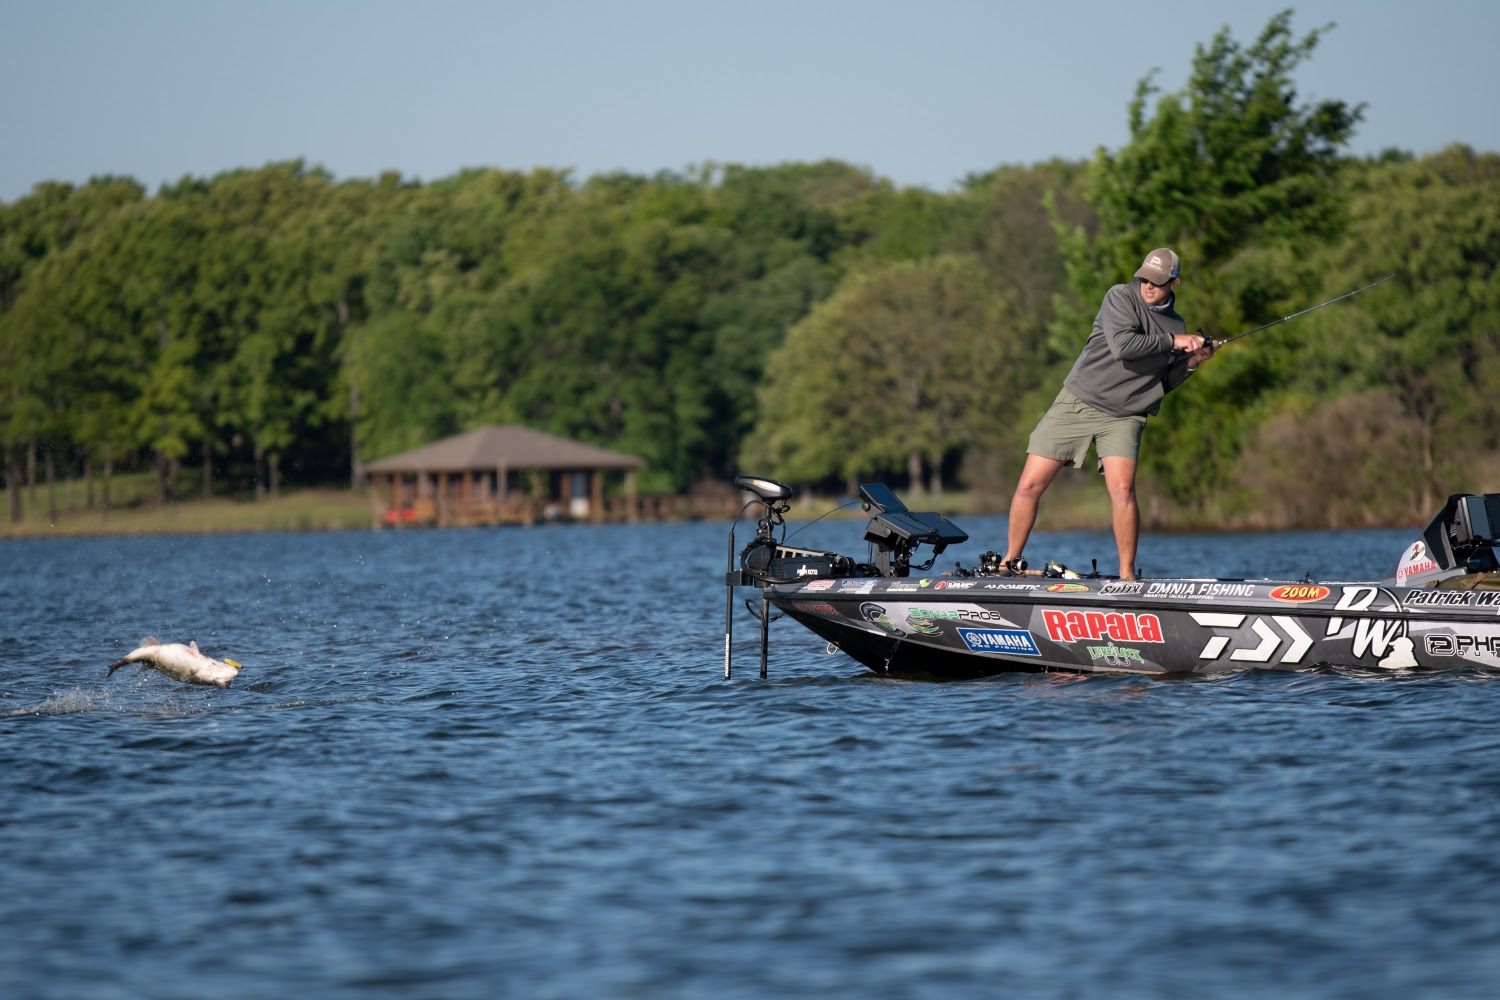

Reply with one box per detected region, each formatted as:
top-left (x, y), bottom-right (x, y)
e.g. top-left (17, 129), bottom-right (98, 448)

top-left (858, 483), bottom-right (907, 513)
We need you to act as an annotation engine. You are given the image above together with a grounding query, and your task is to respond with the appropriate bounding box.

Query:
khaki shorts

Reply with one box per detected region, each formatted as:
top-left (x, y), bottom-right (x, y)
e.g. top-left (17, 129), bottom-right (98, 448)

top-left (1027, 387), bottom-right (1146, 471)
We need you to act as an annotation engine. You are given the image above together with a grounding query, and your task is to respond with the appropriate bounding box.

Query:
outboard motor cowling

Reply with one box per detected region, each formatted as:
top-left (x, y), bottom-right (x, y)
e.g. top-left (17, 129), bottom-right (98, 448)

top-left (1383, 493), bottom-right (1500, 587)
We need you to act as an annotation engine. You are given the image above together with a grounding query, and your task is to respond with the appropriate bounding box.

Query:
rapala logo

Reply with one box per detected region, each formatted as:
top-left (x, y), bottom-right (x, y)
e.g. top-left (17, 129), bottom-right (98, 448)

top-left (1043, 610), bottom-right (1163, 643)
top-left (1045, 583), bottom-right (1089, 593)
top-left (1269, 585), bottom-right (1330, 603)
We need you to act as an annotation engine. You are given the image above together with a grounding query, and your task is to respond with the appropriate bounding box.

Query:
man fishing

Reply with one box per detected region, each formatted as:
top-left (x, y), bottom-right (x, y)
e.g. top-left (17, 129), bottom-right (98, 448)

top-left (1001, 248), bottom-right (1214, 581)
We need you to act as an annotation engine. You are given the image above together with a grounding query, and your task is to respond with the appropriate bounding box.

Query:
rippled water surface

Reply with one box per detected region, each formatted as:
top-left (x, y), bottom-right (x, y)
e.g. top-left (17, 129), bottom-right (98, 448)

top-left (4, 516), bottom-right (1499, 998)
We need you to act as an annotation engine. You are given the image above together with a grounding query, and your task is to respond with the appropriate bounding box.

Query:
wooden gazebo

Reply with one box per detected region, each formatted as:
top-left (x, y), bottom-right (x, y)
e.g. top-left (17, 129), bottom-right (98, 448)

top-left (365, 424), bottom-right (646, 527)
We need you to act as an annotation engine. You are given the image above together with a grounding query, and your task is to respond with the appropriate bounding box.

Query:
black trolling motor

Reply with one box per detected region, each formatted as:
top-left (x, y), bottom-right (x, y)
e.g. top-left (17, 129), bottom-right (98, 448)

top-left (723, 476), bottom-right (854, 680)
top-left (722, 477), bottom-right (968, 680)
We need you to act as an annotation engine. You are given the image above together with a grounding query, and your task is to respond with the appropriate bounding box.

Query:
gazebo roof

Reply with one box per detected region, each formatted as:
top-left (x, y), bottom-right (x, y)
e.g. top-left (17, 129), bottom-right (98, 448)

top-left (364, 425), bottom-right (646, 474)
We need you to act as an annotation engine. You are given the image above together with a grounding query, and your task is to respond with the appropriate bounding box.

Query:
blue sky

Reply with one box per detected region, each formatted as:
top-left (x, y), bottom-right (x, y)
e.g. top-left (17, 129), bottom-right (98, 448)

top-left (2, 1), bottom-right (1495, 203)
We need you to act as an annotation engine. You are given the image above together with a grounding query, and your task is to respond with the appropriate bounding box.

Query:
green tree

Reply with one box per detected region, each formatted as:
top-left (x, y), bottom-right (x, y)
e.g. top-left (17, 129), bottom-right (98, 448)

top-left (1048, 9), bottom-right (1364, 511)
top-left (747, 255), bottom-right (1038, 494)
top-left (1256, 146), bottom-right (1500, 518)
top-left (1080, 9), bottom-right (1362, 299)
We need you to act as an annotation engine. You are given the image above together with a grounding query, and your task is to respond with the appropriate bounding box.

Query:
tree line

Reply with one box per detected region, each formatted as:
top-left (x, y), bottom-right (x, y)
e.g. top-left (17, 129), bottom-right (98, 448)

top-left (3, 11), bottom-right (1497, 527)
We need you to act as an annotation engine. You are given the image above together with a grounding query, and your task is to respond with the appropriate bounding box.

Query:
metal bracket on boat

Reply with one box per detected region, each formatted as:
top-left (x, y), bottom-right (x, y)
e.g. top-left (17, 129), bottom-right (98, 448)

top-left (724, 475), bottom-right (797, 681)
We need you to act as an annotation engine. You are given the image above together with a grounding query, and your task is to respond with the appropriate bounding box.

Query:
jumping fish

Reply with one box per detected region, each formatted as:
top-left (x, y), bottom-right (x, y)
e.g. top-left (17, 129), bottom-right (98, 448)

top-left (106, 637), bottom-right (243, 688)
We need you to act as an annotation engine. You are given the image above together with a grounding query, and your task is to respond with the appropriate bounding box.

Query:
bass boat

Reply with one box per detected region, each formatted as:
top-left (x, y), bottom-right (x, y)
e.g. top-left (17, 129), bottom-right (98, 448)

top-left (723, 477), bottom-right (1500, 679)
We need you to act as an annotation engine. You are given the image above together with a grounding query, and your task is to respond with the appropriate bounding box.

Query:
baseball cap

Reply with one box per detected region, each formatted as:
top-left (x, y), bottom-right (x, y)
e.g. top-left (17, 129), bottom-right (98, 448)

top-left (1134, 248), bottom-right (1181, 286)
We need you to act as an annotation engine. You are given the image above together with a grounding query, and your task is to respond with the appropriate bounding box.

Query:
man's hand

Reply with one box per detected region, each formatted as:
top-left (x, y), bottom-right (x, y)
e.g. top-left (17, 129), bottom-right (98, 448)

top-left (1185, 340), bottom-right (1216, 370)
top-left (1172, 332), bottom-right (1206, 353)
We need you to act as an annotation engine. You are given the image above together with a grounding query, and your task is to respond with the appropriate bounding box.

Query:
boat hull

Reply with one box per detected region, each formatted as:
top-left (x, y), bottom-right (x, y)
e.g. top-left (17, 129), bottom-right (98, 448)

top-left (770, 575), bottom-right (1500, 678)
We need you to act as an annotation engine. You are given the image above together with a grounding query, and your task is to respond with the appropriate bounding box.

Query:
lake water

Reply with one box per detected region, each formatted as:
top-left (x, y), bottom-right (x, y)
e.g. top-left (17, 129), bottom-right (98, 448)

top-left (4, 514), bottom-right (1499, 998)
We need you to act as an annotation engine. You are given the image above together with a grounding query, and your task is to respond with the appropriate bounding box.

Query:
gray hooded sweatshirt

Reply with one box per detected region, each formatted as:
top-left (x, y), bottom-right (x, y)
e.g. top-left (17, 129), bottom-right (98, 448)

top-left (1062, 282), bottom-right (1194, 418)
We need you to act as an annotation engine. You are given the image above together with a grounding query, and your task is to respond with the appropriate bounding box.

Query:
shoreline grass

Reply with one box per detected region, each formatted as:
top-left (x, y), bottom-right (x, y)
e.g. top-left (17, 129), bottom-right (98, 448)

top-left (0, 486), bottom-right (374, 539)
top-left (2, 469), bottom-right (1423, 541)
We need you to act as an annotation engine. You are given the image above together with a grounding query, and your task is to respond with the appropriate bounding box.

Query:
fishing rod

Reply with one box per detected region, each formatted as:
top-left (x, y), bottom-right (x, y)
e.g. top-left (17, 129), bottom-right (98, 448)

top-left (1208, 272), bottom-right (1395, 350)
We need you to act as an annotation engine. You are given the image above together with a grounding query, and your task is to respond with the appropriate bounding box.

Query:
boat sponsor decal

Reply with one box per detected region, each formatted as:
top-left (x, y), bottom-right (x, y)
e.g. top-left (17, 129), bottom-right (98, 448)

top-left (1045, 583), bottom-right (1089, 593)
top-left (1351, 619), bottom-right (1407, 659)
top-left (859, 602), bottom-right (907, 637)
top-left (1042, 610), bottom-right (1163, 643)
top-left (1099, 581), bottom-right (1144, 596)
top-left (839, 579), bottom-right (877, 594)
top-left (791, 602), bottom-right (839, 616)
top-left (1332, 586), bottom-right (1403, 617)
top-left (1189, 613), bottom-right (1313, 664)
top-left (1396, 540), bottom-right (1439, 585)
top-left (1322, 615), bottom-right (1410, 658)
top-left (886, 582), bottom-right (923, 592)
top-left (1146, 581), bottom-right (1257, 599)
top-left (905, 607), bottom-right (959, 636)
top-left (1087, 644), bottom-right (1145, 668)
top-left (981, 582), bottom-right (1042, 591)
top-left (918, 579), bottom-right (936, 588)
top-left (932, 580), bottom-right (973, 590)
top-left (1402, 589), bottom-right (1500, 608)
top-left (1268, 584), bottom-right (1331, 603)
top-left (900, 605), bottom-right (1023, 634)
top-left (1317, 587), bottom-right (1408, 644)
top-left (956, 608), bottom-right (1020, 624)
top-left (957, 628), bottom-right (1041, 656)
top-left (1425, 632), bottom-right (1500, 657)
top-left (801, 579), bottom-right (836, 592)
top-left (1376, 636), bottom-right (1419, 668)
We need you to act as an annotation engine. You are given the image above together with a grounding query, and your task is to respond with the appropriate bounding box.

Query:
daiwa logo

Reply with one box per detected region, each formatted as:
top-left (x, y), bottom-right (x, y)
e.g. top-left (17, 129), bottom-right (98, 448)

top-left (1043, 610), bottom-right (1163, 643)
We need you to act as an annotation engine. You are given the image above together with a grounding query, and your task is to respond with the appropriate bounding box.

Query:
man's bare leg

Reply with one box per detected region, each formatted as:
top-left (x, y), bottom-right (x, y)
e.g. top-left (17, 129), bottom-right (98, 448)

top-left (1004, 454), bottom-right (1065, 567)
top-left (1101, 456), bottom-right (1139, 579)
